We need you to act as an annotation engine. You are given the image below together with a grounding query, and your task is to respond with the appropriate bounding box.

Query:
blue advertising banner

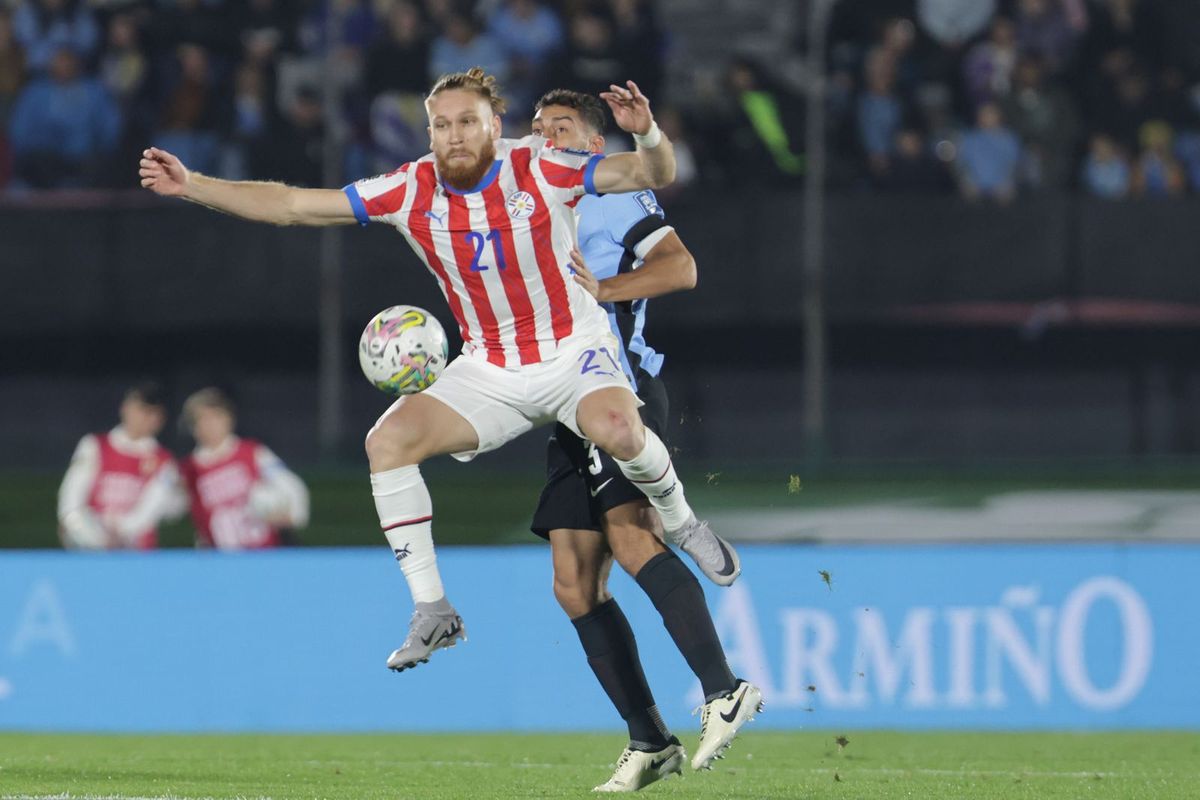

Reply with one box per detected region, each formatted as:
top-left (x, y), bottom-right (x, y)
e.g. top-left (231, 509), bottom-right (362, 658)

top-left (0, 544), bottom-right (1196, 731)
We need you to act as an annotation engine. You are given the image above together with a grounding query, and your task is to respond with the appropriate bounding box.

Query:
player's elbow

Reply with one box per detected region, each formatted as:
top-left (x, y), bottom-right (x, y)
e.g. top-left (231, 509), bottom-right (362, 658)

top-left (648, 164), bottom-right (676, 190)
top-left (672, 252), bottom-right (697, 291)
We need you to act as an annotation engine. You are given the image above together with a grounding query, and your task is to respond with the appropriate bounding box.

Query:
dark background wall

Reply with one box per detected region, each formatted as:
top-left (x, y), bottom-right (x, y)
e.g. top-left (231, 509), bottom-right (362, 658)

top-left (3, 191), bottom-right (1199, 469)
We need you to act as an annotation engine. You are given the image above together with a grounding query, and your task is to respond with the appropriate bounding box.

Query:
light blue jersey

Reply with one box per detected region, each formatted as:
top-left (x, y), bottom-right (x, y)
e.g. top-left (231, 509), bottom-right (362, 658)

top-left (575, 189), bottom-right (672, 391)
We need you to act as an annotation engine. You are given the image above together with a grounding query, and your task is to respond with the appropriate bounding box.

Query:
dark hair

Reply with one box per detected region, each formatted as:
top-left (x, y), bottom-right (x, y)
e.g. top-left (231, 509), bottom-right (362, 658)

top-left (125, 381), bottom-right (166, 409)
top-left (534, 89), bottom-right (607, 135)
top-left (427, 67), bottom-right (507, 115)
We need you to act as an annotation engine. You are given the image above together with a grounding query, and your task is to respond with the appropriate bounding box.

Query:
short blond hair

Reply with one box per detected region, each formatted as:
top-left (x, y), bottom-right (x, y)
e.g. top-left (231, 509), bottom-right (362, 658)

top-left (427, 67), bottom-right (507, 115)
top-left (181, 387), bottom-right (235, 430)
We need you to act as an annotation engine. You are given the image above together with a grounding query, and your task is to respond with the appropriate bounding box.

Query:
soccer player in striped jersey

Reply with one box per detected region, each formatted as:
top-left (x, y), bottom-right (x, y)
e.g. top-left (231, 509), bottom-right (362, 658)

top-left (530, 91), bottom-right (759, 789)
top-left (138, 68), bottom-right (729, 679)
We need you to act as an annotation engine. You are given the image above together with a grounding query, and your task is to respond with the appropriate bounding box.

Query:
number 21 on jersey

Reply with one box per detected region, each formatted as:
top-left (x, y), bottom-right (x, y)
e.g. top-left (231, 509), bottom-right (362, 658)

top-left (464, 231), bottom-right (507, 272)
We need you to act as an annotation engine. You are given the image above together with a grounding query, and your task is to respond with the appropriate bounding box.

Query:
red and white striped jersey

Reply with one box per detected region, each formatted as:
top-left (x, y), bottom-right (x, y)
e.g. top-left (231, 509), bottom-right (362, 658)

top-left (344, 136), bottom-right (612, 367)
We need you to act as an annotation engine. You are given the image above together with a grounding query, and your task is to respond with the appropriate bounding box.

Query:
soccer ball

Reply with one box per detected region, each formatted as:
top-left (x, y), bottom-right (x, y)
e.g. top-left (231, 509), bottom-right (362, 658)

top-left (358, 305), bottom-right (449, 396)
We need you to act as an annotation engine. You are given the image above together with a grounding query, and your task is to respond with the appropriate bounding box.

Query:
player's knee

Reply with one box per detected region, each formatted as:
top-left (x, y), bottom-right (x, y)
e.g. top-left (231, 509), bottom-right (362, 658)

top-left (364, 416), bottom-right (426, 470)
top-left (590, 410), bottom-right (645, 462)
top-left (553, 574), bottom-right (596, 618)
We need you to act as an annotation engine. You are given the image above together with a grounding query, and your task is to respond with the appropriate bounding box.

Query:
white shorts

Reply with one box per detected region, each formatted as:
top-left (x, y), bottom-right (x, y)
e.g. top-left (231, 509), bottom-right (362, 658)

top-left (423, 331), bottom-right (639, 462)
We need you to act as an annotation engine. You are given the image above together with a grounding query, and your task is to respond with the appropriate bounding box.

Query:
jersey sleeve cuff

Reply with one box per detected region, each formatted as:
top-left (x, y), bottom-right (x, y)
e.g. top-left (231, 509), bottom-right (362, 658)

top-left (584, 153), bottom-right (605, 196)
top-left (342, 184), bottom-right (369, 226)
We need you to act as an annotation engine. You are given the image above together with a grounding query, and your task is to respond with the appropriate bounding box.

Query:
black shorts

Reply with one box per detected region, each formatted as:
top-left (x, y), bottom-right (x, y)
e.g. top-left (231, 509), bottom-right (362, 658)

top-left (530, 371), bottom-right (669, 539)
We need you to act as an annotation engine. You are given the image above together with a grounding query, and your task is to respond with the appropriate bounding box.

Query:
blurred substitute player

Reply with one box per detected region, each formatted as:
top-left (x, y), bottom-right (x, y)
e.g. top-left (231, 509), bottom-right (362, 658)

top-left (179, 388), bottom-right (310, 550)
top-left (58, 382), bottom-right (185, 549)
top-left (139, 68), bottom-right (732, 683)
top-left (530, 90), bottom-right (758, 789)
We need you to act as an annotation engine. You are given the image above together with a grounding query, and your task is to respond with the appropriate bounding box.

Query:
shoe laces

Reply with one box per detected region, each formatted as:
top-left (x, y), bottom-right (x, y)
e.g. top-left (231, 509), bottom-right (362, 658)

top-left (693, 701), bottom-right (712, 739)
top-left (677, 520), bottom-right (723, 560)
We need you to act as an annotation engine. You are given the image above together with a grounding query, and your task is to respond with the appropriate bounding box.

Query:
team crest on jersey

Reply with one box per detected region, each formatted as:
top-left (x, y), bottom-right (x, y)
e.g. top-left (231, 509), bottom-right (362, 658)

top-left (634, 191), bottom-right (664, 218)
top-left (506, 191), bottom-right (536, 219)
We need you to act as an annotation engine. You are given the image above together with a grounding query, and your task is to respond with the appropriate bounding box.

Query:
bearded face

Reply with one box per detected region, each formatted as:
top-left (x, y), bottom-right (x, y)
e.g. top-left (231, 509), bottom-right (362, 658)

top-left (427, 90), bottom-right (500, 191)
top-left (435, 135), bottom-right (497, 191)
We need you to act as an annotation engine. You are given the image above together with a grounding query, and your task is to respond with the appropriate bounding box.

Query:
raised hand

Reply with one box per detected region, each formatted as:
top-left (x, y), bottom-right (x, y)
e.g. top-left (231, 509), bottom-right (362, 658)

top-left (600, 80), bottom-right (654, 137)
top-left (139, 147), bottom-right (190, 197)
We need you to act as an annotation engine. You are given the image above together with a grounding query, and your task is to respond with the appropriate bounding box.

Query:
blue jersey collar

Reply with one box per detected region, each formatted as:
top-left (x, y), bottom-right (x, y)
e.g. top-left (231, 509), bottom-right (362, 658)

top-left (440, 160), bottom-right (503, 195)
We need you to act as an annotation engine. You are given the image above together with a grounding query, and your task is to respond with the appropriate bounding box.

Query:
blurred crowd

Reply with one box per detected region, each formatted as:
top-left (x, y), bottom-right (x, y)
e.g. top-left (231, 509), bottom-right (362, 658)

top-left (0, 0), bottom-right (681, 191)
top-left (830, 0), bottom-right (1200, 201)
top-left (6, 0), bottom-right (1199, 203)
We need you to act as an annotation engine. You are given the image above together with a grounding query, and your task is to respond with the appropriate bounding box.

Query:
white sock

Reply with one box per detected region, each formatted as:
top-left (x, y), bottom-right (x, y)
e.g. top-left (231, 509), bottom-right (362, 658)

top-left (371, 465), bottom-right (445, 603)
top-left (614, 428), bottom-right (694, 533)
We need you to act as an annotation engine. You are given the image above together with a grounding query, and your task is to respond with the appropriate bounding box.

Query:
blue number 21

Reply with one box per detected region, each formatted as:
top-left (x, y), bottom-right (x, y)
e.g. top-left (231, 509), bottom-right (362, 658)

top-left (464, 230), bottom-right (508, 272)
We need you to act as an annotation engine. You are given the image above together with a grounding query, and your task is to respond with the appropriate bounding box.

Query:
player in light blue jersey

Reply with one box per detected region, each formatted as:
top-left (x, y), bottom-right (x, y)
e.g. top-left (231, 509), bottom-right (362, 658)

top-left (528, 90), bottom-right (760, 792)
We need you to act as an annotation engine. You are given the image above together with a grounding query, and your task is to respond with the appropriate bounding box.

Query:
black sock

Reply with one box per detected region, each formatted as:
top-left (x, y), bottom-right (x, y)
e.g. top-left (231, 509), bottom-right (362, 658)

top-left (572, 599), bottom-right (671, 748)
top-left (636, 550), bottom-right (738, 700)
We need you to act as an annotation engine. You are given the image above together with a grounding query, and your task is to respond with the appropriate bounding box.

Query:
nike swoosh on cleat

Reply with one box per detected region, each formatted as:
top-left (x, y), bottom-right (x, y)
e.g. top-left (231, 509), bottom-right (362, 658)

top-left (720, 687), bottom-right (748, 723)
top-left (714, 539), bottom-right (736, 576)
top-left (589, 478), bottom-right (615, 497)
top-left (420, 627), bottom-right (439, 647)
top-left (649, 757), bottom-right (669, 770)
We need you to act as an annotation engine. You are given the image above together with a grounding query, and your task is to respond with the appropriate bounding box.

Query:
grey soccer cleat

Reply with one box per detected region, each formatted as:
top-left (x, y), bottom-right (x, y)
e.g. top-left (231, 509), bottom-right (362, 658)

top-left (668, 516), bottom-right (741, 586)
top-left (692, 680), bottom-right (763, 771)
top-left (386, 598), bottom-right (466, 673)
top-left (594, 738), bottom-right (686, 792)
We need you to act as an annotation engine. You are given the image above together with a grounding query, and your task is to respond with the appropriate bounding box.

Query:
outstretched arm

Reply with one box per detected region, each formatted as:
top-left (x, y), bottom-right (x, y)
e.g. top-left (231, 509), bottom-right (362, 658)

top-left (591, 81), bottom-right (677, 193)
top-left (139, 147), bottom-right (357, 226)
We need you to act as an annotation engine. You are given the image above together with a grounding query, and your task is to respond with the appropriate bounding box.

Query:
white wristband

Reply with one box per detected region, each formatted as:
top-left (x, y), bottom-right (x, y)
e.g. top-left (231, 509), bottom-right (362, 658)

top-left (632, 121), bottom-right (662, 149)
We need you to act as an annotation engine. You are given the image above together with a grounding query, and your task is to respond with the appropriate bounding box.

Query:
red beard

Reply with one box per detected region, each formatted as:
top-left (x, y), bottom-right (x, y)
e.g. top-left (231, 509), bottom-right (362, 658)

top-left (436, 138), bottom-right (497, 191)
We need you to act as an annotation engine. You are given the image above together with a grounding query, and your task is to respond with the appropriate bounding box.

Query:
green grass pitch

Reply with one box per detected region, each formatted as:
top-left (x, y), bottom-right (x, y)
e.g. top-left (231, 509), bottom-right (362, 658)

top-left (1, 731), bottom-right (1197, 799)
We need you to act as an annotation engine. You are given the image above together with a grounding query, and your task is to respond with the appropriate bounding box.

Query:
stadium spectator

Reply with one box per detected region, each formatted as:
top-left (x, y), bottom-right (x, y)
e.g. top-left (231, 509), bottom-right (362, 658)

top-left (1172, 130), bottom-right (1200, 193)
top-left (1014, 0), bottom-right (1087, 75)
top-left (999, 56), bottom-right (1078, 187)
top-left (858, 49), bottom-right (903, 181)
top-left (1096, 64), bottom-right (1155, 152)
top-left (955, 102), bottom-right (1021, 203)
top-left (488, 0), bottom-right (562, 67)
top-left (1081, 132), bottom-right (1131, 199)
top-left (12, 0), bottom-right (99, 74)
top-left (8, 46), bottom-right (120, 188)
top-left (1131, 120), bottom-right (1185, 197)
top-left (609, 0), bottom-right (666, 103)
top-left (226, 61), bottom-right (272, 179)
top-left (546, 6), bottom-right (626, 99)
top-left (963, 16), bottom-right (1018, 109)
top-left (878, 127), bottom-right (951, 192)
top-left (143, 0), bottom-right (232, 63)
top-left (57, 382), bottom-right (184, 550)
top-left (151, 43), bottom-right (224, 176)
top-left (0, 9), bottom-right (25, 122)
top-left (99, 13), bottom-right (147, 107)
top-left (262, 86), bottom-right (325, 187)
top-left (652, 105), bottom-right (696, 195)
top-left (709, 56), bottom-right (804, 186)
top-left (299, 0), bottom-right (376, 56)
top-left (365, 0), bottom-right (430, 98)
top-left (1085, 0), bottom-right (1164, 70)
top-left (429, 9), bottom-right (508, 88)
top-left (488, 0), bottom-right (562, 113)
top-left (180, 388), bottom-right (309, 550)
